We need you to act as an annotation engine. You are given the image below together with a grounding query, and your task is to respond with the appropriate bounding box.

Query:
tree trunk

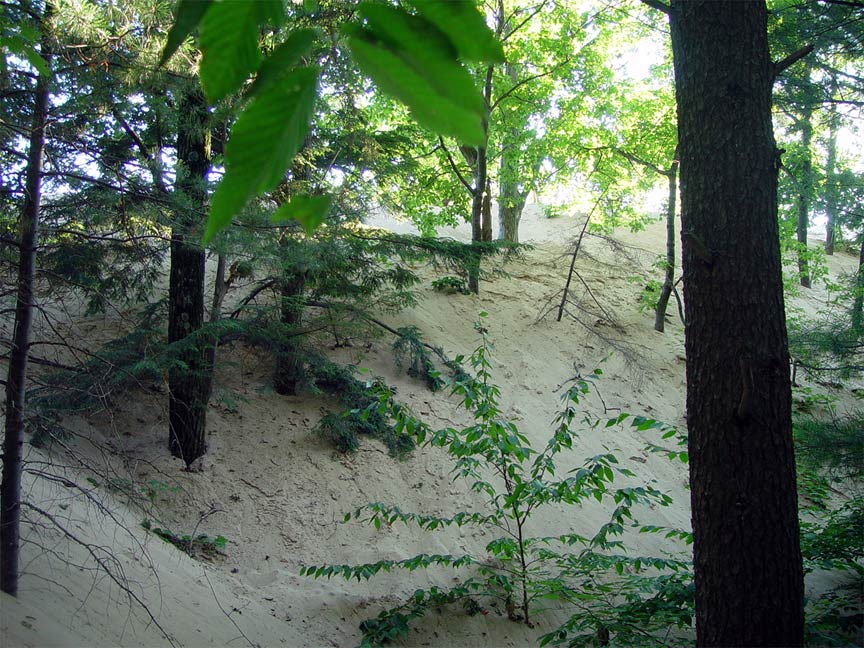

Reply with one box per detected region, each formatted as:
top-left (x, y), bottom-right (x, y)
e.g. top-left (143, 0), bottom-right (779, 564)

top-left (467, 147), bottom-right (486, 295)
top-left (654, 156), bottom-right (679, 332)
top-left (498, 191), bottom-right (526, 243)
top-left (852, 236), bottom-right (864, 333)
top-left (796, 82), bottom-right (813, 288)
top-left (1, 3), bottom-right (52, 597)
top-left (668, 2), bottom-right (803, 645)
top-left (273, 272), bottom-right (307, 395)
top-left (467, 64), bottom-right (494, 294)
top-left (168, 83), bottom-right (212, 467)
top-left (497, 61), bottom-right (527, 243)
top-left (481, 179), bottom-right (493, 242)
top-left (824, 105), bottom-right (839, 256)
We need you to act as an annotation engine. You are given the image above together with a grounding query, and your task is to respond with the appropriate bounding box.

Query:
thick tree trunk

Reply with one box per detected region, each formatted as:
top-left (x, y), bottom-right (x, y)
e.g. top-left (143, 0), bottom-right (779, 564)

top-left (668, 2), bottom-right (803, 646)
top-left (168, 84), bottom-right (212, 467)
top-left (273, 272), bottom-right (307, 395)
top-left (1, 4), bottom-right (52, 596)
top-left (796, 87), bottom-right (813, 288)
top-left (824, 107), bottom-right (839, 256)
top-left (654, 157), bottom-right (679, 332)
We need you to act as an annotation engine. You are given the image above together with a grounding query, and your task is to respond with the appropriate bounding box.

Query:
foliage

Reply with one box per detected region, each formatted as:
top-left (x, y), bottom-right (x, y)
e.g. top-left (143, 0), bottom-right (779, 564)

top-left (307, 355), bottom-right (414, 458)
top-left (432, 275), bottom-right (471, 295)
top-left (141, 519), bottom-right (228, 561)
top-left (160, 0), bottom-right (503, 242)
top-left (303, 320), bottom-right (693, 646)
top-left (391, 326), bottom-right (445, 391)
top-left (794, 412), bottom-right (864, 482)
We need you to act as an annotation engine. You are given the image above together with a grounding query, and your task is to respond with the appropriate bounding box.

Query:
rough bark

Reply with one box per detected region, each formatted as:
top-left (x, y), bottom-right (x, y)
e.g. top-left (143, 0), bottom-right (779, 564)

top-left (168, 84), bottom-right (212, 467)
top-left (1, 3), bottom-right (52, 597)
top-left (654, 157), bottom-right (679, 332)
top-left (668, 1), bottom-right (804, 645)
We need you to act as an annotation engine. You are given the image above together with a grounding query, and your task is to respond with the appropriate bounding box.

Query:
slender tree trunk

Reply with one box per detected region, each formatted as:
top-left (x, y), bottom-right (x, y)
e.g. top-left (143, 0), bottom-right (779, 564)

top-left (654, 156), bottom-right (679, 332)
top-left (481, 179), bottom-right (493, 242)
top-left (210, 253), bottom-right (227, 323)
top-left (467, 64), bottom-right (494, 294)
top-left (824, 105), bottom-right (839, 256)
top-left (168, 83), bottom-right (212, 467)
top-left (796, 87), bottom-right (813, 288)
top-left (467, 147), bottom-right (486, 295)
top-left (273, 271), bottom-right (307, 395)
top-left (668, 2), bottom-right (803, 645)
top-left (1, 2), bottom-right (52, 597)
top-left (852, 237), bottom-right (864, 333)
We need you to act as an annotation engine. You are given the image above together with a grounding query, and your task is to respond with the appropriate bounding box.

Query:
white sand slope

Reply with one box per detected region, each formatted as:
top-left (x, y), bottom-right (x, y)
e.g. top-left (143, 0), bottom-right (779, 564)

top-left (1, 204), bottom-right (860, 647)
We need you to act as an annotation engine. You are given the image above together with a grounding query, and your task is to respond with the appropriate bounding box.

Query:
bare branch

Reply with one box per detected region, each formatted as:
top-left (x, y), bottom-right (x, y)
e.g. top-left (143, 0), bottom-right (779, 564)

top-left (438, 136), bottom-right (475, 195)
top-left (773, 44), bottom-right (815, 78)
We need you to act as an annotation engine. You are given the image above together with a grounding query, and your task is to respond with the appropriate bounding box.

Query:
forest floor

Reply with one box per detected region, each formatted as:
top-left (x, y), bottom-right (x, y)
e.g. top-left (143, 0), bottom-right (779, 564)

top-left (1, 205), bottom-right (861, 647)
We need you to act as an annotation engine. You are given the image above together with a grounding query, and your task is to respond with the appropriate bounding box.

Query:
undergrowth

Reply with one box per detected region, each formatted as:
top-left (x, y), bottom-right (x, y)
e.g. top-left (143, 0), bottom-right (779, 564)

top-left (303, 317), bottom-right (695, 646)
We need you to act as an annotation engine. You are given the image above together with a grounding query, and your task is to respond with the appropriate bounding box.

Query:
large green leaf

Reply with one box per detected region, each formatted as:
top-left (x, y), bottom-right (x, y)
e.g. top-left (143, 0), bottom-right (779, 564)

top-left (204, 67), bottom-right (318, 243)
top-left (357, 4), bottom-right (482, 114)
top-left (250, 28), bottom-right (318, 99)
top-left (159, 0), bottom-right (212, 66)
top-left (408, 0), bottom-right (505, 63)
top-left (271, 194), bottom-right (333, 234)
top-left (199, 1), bottom-right (267, 103)
top-left (344, 5), bottom-right (486, 146)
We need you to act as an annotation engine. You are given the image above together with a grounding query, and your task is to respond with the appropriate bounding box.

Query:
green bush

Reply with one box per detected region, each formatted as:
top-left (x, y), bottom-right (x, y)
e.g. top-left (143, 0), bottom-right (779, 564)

top-left (303, 319), bottom-right (694, 646)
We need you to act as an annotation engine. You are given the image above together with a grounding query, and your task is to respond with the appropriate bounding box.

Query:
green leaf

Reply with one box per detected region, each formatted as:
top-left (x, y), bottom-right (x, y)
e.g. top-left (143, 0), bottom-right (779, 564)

top-left (199, 0), bottom-right (281, 103)
top-left (407, 0), bottom-right (505, 63)
top-left (160, 0), bottom-right (212, 66)
top-left (0, 35), bottom-right (51, 78)
top-left (204, 67), bottom-right (318, 243)
top-left (343, 4), bottom-right (486, 146)
top-left (271, 194), bottom-right (332, 234)
top-left (251, 29), bottom-right (317, 98)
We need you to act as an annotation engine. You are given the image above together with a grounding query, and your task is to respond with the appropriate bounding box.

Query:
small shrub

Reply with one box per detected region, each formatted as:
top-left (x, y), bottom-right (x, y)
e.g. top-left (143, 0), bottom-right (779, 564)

top-left (303, 319), bottom-right (693, 646)
top-left (432, 275), bottom-right (470, 295)
top-left (141, 519), bottom-right (228, 561)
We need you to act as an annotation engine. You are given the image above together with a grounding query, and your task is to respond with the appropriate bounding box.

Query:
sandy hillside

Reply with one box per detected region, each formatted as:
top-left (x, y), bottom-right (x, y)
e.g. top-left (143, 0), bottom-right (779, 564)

top-left (1, 204), bottom-right (860, 647)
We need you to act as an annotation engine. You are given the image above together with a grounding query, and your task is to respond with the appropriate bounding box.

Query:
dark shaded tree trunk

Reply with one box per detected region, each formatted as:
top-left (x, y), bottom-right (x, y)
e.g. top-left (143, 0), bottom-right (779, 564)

top-left (467, 65), bottom-right (494, 294)
top-left (796, 82), bottom-right (813, 288)
top-left (853, 237), bottom-right (864, 333)
top-left (668, 1), bottom-right (804, 645)
top-left (1, 3), bottom-right (52, 597)
top-left (168, 83), bottom-right (212, 467)
top-left (481, 179), bottom-right (493, 242)
top-left (824, 105), bottom-right (839, 256)
top-left (654, 156), bottom-right (679, 332)
top-left (273, 272), bottom-right (307, 395)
